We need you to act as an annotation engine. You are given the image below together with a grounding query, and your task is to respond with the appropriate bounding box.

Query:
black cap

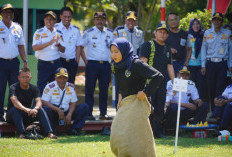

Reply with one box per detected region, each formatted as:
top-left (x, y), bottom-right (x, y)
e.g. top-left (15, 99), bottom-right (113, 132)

top-left (55, 67), bottom-right (68, 77)
top-left (1, 4), bottom-right (14, 13)
top-left (126, 11), bottom-right (137, 20)
top-left (44, 11), bottom-right (57, 20)
top-left (94, 12), bottom-right (106, 19)
top-left (212, 12), bottom-right (223, 20)
top-left (156, 23), bottom-right (168, 32)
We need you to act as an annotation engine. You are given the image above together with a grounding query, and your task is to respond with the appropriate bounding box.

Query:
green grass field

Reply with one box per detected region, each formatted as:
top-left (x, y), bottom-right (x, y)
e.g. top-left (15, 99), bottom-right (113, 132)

top-left (0, 135), bottom-right (231, 157)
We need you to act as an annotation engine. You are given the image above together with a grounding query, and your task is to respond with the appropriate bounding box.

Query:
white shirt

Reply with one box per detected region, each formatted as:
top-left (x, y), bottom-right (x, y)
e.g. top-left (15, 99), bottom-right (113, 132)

top-left (0, 21), bottom-right (25, 59)
top-left (82, 26), bottom-right (115, 61)
top-left (222, 84), bottom-right (232, 99)
top-left (32, 26), bottom-right (61, 61)
top-left (166, 79), bottom-right (199, 109)
top-left (41, 80), bottom-right (78, 112)
top-left (55, 22), bottom-right (83, 59)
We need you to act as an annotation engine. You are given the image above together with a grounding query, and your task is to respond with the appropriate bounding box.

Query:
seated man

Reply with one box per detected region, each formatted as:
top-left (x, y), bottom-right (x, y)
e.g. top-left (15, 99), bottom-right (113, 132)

top-left (165, 66), bottom-right (208, 129)
top-left (42, 67), bottom-right (89, 135)
top-left (212, 85), bottom-right (232, 130)
top-left (6, 68), bottom-right (57, 139)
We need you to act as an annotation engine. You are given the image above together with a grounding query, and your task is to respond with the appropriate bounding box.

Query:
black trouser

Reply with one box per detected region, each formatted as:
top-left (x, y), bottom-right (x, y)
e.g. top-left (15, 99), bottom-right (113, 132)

top-left (149, 80), bottom-right (166, 136)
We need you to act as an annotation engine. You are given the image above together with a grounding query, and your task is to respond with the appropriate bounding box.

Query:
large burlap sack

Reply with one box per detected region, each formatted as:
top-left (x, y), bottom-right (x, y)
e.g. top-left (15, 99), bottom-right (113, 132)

top-left (110, 95), bottom-right (156, 157)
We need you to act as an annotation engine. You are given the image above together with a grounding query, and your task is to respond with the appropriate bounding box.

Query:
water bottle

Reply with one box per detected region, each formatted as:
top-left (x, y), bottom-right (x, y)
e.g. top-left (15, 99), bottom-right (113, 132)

top-left (59, 108), bottom-right (65, 126)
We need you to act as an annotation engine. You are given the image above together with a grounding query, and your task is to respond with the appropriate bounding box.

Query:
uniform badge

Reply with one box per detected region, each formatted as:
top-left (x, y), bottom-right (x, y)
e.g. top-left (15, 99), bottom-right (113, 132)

top-left (219, 48), bottom-right (224, 54)
top-left (35, 34), bottom-right (40, 40)
top-left (203, 36), bottom-right (207, 42)
top-left (122, 32), bottom-right (127, 37)
top-left (208, 34), bottom-right (214, 39)
top-left (166, 52), bottom-right (170, 58)
top-left (0, 28), bottom-right (5, 34)
top-left (125, 70), bottom-right (131, 78)
top-left (44, 88), bottom-right (50, 94)
top-left (136, 31), bottom-right (140, 37)
top-left (221, 34), bottom-right (227, 39)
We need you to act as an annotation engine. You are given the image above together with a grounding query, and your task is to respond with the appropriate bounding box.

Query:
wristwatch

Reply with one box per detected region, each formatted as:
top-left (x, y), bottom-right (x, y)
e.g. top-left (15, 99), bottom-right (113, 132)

top-left (23, 60), bottom-right (28, 63)
top-left (34, 106), bottom-right (40, 111)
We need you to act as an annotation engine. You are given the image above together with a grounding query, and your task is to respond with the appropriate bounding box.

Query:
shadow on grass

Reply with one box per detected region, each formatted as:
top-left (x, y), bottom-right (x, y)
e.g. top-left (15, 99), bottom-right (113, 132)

top-left (49, 134), bottom-right (110, 144)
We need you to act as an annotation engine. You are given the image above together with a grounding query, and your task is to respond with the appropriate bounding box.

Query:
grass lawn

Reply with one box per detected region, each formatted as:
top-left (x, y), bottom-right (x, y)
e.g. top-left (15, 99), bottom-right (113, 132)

top-left (0, 135), bottom-right (231, 157)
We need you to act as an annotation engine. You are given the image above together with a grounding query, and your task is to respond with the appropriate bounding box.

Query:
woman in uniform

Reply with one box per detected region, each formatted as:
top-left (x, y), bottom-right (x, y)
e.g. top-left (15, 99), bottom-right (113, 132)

top-left (110, 37), bottom-right (163, 157)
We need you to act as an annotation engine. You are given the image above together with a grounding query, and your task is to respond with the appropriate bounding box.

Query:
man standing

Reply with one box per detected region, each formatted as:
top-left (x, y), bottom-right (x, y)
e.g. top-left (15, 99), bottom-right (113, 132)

top-left (81, 12), bottom-right (115, 120)
top-left (166, 12), bottom-right (190, 75)
top-left (6, 68), bottom-right (57, 139)
top-left (42, 67), bottom-right (89, 135)
top-left (114, 11), bottom-right (144, 55)
top-left (55, 7), bottom-right (87, 84)
top-left (0, 4), bottom-right (28, 121)
top-left (201, 13), bottom-right (232, 110)
top-left (140, 23), bottom-right (175, 138)
top-left (32, 11), bottom-right (65, 93)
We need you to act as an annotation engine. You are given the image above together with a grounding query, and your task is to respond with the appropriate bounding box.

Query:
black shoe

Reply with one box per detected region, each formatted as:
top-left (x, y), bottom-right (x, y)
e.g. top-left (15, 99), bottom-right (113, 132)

top-left (99, 115), bottom-right (112, 120)
top-left (101, 127), bottom-right (111, 135)
top-left (32, 129), bottom-right (44, 139)
top-left (25, 131), bottom-right (37, 140)
top-left (70, 129), bottom-right (85, 136)
top-left (87, 115), bottom-right (96, 120)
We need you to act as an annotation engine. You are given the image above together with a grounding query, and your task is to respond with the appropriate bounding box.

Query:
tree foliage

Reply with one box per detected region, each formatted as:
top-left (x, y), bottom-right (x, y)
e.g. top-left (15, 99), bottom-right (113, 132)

top-left (179, 9), bottom-right (212, 31)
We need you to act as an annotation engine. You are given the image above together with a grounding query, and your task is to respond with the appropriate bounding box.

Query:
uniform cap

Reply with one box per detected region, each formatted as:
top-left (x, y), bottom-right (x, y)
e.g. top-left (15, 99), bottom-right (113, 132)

top-left (55, 67), bottom-right (68, 77)
top-left (94, 12), bottom-right (106, 19)
top-left (44, 11), bottom-right (57, 20)
top-left (156, 23), bottom-right (168, 32)
top-left (126, 11), bottom-right (137, 20)
top-left (212, 12), bottom-right (223, 20)
top-left (179, 66), bottom-right (190, 74)
top-left (1, 4), bottom-right (14, 12)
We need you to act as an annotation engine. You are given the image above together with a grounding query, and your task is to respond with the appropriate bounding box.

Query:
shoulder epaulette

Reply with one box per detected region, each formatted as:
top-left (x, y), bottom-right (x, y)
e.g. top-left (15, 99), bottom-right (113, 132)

top-left (136, 26), bottom-right (143, 31)
top-left (49, 83), bottom-right (55, 89)
top-left (115, 26), bottom-right (124, 31)
top-left (57, 29), bottom-right (62, 34)
top-left (37, 28), bottom-right (43, 33)
top-left (86, 27), bottom-right (94, 33)
top-left (73, 25), bottom-right (79, 30)
top-left (54, 23), bottom-right (59, 27)
top-left (68, 82), bottom-right (75, 88)
top-left (107, 28), bottom-right (113, 32)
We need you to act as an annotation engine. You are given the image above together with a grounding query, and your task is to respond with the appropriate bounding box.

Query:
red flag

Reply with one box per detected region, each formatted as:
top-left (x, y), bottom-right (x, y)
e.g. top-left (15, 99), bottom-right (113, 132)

top-left (207, 0), bottom-right (231, 14)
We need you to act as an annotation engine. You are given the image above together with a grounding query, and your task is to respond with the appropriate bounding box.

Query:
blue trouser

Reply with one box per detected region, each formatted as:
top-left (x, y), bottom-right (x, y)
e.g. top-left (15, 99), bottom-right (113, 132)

top-left (150, 79), bottom-right (167, 135)
top-left (172, 60), bottom-right (185, 76)
top-left (0, 58), bottom-right (19, 119)
top-left (165, 102), bottom-right (208, 129)
top-left (213, 103), bottom-right (232, 129)
top-left (85, 61), bottom-right (111, 116)
top-left (61, 58), bottom-right (78, 84)
top-left (206, 61), bottom-right (227, 110)
top-left (6, 107), bottom-right (53, 135)
top-left (37, 59), bottom-right (62, 94)
top-left (188, 66), bottom-right (207, 100)
top-left (43, 103), bottom-right (89, 132)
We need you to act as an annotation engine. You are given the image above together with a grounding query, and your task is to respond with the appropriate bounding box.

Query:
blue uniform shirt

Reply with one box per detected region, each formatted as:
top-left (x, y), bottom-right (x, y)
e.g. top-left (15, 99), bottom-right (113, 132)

top-left (82, 26), bottom-right (115, 61)
top-left (222, 84), bottom-right (232, 100)
top-left (114, 24), bottom-right (144, 55)
top-left (55, 22), bottom-right (83, 59)
top-left (201, 27), bottom-right (232, 67)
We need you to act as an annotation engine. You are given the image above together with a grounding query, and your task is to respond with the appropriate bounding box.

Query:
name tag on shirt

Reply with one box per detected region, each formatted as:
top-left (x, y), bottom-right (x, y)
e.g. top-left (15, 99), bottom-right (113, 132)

top-left (180, 38), bottom-right (186, 46)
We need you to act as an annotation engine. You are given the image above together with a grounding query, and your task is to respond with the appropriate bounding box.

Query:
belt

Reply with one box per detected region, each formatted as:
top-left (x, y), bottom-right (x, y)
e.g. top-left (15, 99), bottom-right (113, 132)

top-left (61, 58), bottom-right (75, 62)
top-left (0, 57), bottom-right (17, 61)
top-left (207, 58), bottom-right (227, 62)
top-left (38, 58), bottom-right (60, 64)
top-left (88, 60), bottom-right (108, 64)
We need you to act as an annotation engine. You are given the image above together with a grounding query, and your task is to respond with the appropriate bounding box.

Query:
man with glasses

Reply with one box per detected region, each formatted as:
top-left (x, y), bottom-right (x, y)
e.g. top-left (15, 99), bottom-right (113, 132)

top-left (0, 4), bottom-right (28, 122)
top-left (201, 13), bottom-right (232, 111)
top-left (166, 12), bottom-right (190, 75)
